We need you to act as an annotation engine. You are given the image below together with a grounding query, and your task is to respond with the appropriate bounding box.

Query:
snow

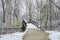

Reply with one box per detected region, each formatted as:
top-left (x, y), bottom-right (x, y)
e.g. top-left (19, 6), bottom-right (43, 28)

top-left (46, 31), bottom-right (60, 40)
top-left (0, 32), bottom-right (26, 40)
top-left (27, 23), bottom-right (37, 29)
top-left (0, 23), bottom-right (60, 40)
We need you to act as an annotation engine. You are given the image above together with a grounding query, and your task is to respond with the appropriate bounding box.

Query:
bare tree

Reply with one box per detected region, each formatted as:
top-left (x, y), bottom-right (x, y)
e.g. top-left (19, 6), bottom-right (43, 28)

top-left (26, 0), bottom-right (32, 23)
top-left (1, 0), bottom-right (5, 23)
top-left (51, 0), bottom-right (60, 9)
top-left (49, 0), bottom-right (53, 30)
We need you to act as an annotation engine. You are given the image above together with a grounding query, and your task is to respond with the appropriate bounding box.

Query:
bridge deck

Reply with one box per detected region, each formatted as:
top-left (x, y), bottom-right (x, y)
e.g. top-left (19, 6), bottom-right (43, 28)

top-left (23, 29), bottom-right (49, 40)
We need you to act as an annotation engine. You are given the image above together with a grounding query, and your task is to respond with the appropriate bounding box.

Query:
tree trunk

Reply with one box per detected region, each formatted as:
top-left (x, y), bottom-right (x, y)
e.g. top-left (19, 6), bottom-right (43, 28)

top-left (1, 0), bottom-right (5, 23)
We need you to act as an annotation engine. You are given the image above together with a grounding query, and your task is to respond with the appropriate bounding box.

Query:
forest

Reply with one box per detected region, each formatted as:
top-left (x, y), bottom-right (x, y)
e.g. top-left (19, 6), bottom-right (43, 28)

top-left (0, 0), bottom-right (60, 40)
top-left (0, 0), bottom-right (60, 30)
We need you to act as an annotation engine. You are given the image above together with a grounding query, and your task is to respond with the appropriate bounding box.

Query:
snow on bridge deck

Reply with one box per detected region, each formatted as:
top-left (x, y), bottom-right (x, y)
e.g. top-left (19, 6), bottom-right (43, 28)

top-left (26, 23), bottom-right (37, 29)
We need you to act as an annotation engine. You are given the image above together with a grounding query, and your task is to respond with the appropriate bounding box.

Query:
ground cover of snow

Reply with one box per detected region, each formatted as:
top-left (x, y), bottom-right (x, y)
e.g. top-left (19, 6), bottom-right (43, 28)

top-left (0, 32), bottom-right (26, 40)
top-left (46, 31), bottom-right (60, 40)
top-left (0, 23), bottom-right (60, 40)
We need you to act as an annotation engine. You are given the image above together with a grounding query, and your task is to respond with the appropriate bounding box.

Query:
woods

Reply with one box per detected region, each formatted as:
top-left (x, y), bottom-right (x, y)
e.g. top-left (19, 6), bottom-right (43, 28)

top-left (0, 0), bottom-right (60, 33)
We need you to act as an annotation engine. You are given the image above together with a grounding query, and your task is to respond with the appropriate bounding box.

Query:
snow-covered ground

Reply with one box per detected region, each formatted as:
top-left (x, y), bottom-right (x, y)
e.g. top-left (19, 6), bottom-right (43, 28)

top-left (0, 32), bottom-right (25, 40)
top-left (0, 23), bottom-right (60, 40)
top-left (46, 31), bottom-right (60, 40)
